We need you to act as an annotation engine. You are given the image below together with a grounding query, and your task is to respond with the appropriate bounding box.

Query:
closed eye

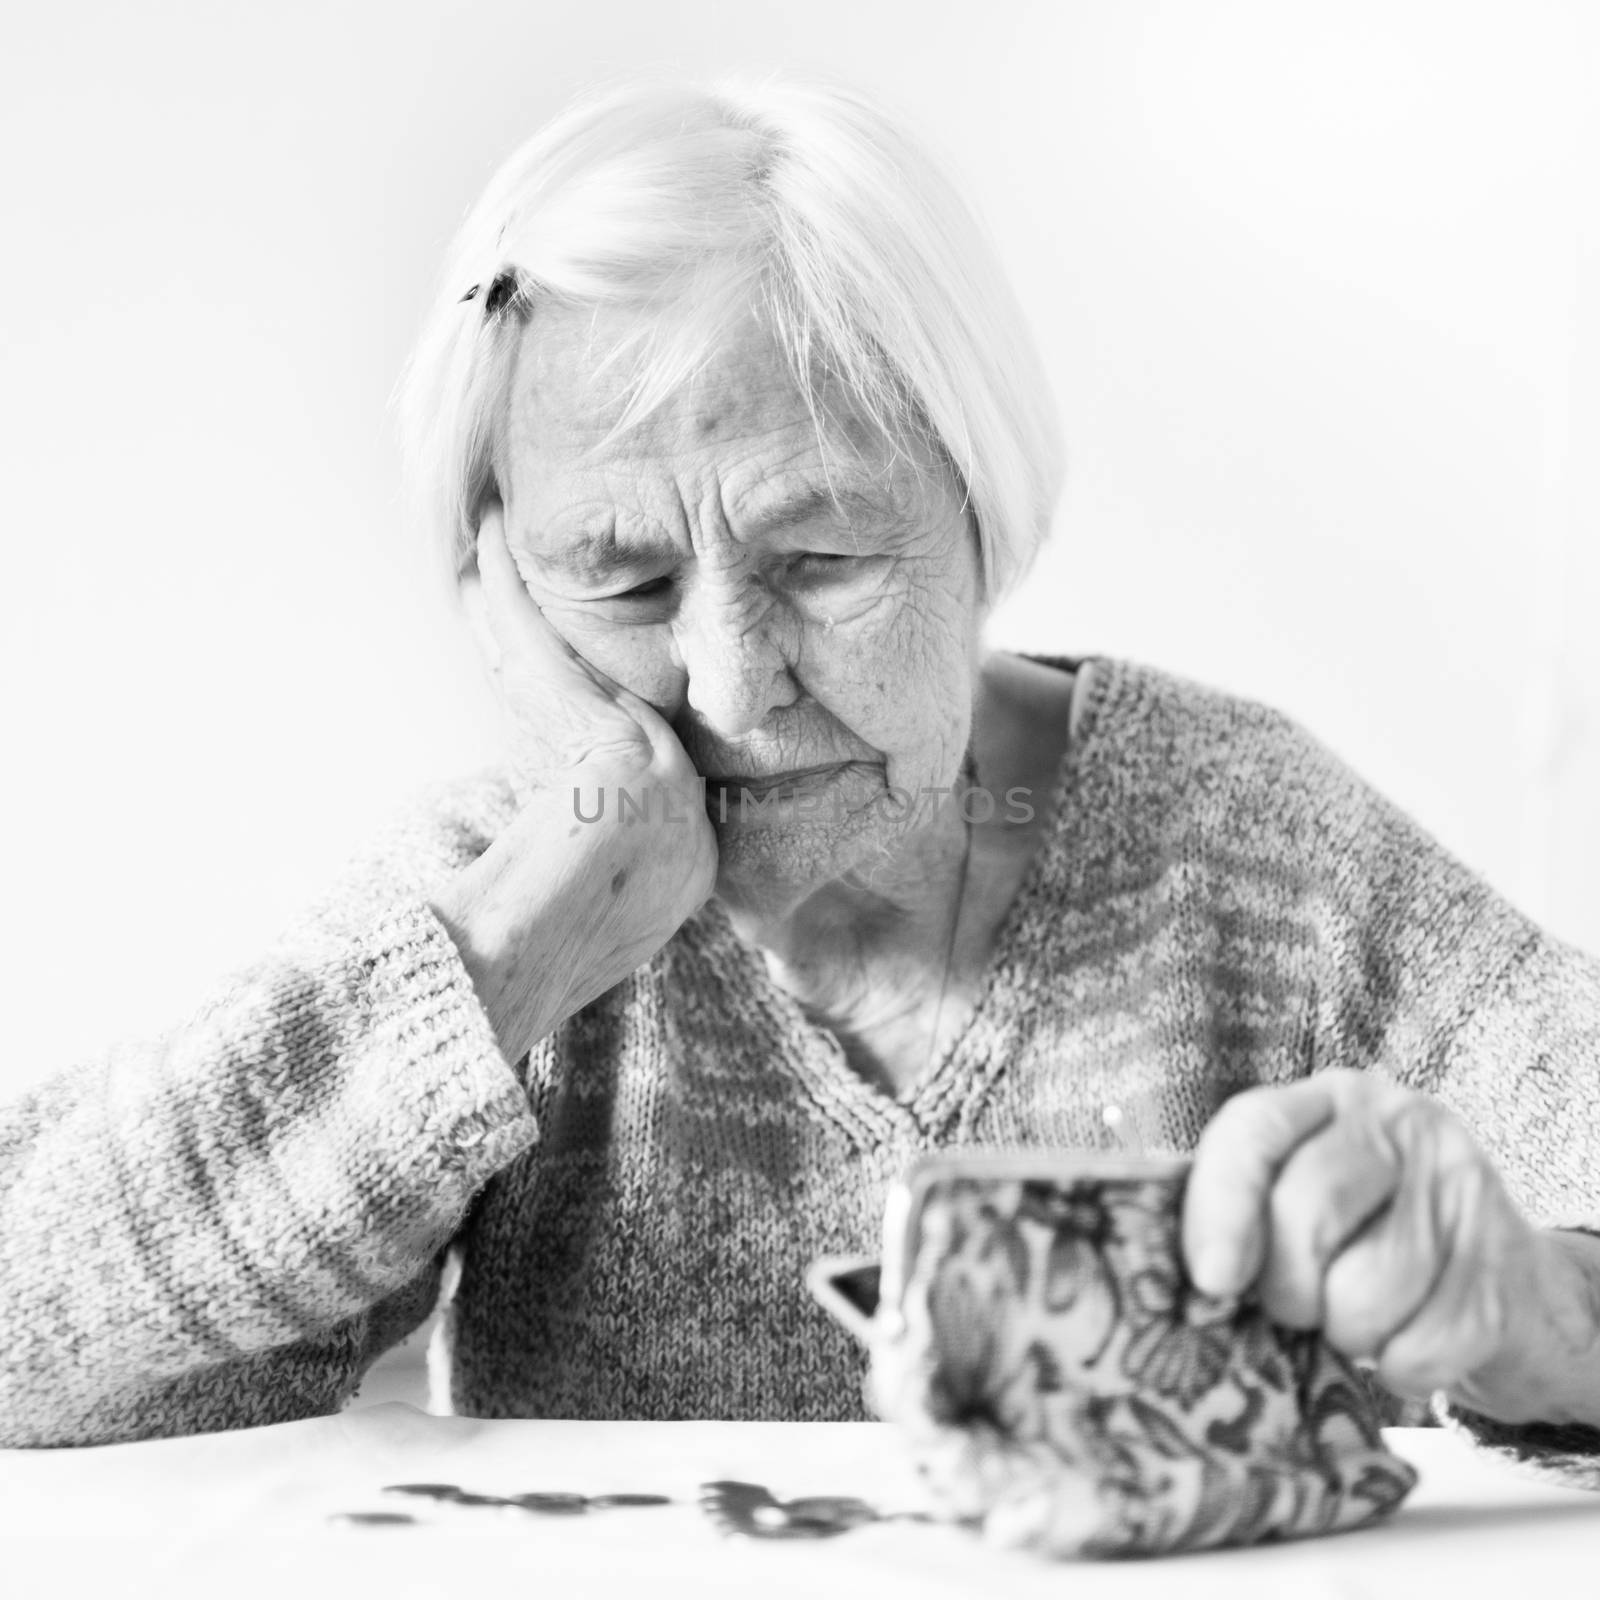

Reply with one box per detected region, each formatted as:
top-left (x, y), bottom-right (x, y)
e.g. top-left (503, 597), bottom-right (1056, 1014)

top-left (607, 575), bottom-right (674, 601)
top-left (788, 552), bottom-right (866, 579)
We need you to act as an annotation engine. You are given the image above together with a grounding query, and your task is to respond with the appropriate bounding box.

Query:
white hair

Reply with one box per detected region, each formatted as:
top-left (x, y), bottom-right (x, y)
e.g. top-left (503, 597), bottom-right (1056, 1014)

top-left (395, 75), bottom-right (1064, 603)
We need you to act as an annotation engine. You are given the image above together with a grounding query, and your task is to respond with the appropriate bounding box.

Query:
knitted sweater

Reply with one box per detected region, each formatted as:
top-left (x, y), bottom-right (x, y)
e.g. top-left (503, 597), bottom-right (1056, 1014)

top-left (6, 655), bottom-right (1600, 1475)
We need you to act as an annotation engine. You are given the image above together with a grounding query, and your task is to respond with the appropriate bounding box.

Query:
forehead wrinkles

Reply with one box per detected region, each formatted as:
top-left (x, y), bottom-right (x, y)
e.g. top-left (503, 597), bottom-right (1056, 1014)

top-left (494, 311), bottom-right (973, 587)
top-left (495, 303), bottom-right (916, 495)
top-left (500, 308), bottom-right (792, 455)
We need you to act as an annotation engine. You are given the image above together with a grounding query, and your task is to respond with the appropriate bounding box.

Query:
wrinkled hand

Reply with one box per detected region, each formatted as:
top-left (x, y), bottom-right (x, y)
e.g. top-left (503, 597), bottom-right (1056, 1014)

top-left (1182, 1070), bottom-right (1549, 1408)
top-left (434, 505), bottom-right (716, 1057)
top-left (464, 503), bottom-right (692, 807)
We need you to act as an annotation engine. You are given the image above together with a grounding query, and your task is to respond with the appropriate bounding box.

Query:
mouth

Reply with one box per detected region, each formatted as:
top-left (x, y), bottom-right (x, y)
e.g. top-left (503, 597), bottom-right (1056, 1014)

top-left (701, 759), bottom-right (880, 817)
top-left (703, 762), bottom-right (846, 798)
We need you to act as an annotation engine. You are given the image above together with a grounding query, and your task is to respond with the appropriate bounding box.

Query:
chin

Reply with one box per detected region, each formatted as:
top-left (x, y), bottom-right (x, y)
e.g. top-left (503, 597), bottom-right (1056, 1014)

top-left (711, 815), bottom-right (880, 919)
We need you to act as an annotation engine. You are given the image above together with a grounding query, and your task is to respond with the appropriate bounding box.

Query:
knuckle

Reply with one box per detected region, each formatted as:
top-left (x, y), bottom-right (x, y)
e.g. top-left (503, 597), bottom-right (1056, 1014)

top-left (1384, 1092), bottom-right (1447, 1141)
top-left (1386, 1095), bottom-right (1483, 1180)
top-left (1321, 1069), bottom-right (1397, 1125)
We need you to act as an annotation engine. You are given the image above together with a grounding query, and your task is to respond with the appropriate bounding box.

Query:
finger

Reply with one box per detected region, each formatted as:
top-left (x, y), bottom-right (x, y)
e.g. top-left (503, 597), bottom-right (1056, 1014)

top-left (476, 506), bottom-right (680, 753)
top-left (1184, 1077), bottom-right (1344, 1298)
top-left (1257, 1105), bottom-right (1404, 1328)
top-left (1372, 1235), bottom-right (1503, 1402)
top-left (1342, 1112), bottom-right (1513, 1394)
top-left (1321, 1181), bottom-right (1450, 1384)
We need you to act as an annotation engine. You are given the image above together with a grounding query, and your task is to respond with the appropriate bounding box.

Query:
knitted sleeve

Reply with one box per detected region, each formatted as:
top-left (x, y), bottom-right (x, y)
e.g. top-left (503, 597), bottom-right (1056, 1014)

top-left (1282, 726), bottom-right (1600, 1484)
top-left (0, 771), bottom-right (539, 1447)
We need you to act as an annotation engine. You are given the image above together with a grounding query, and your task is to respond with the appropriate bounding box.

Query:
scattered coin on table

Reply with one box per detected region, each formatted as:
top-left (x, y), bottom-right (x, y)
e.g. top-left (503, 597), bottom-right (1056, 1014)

top-left (505, 1493), bottom-right (589, 1514)
top-left (699, 1480), bottom-right (886, 1540)
top-left (342, 1479), bottom-right (900, 1539)
top-left (782, 1497), bottom-right (879, 1532)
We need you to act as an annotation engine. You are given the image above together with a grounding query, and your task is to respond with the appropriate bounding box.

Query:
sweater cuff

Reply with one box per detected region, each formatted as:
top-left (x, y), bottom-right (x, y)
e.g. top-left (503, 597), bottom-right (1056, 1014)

top-left (349, 897), bottom-right (540, 1187)
top-left (1430, 1222), bottom-right (1600, 1490)
top-left (1431, 1395), bottom-right (1600, 1489)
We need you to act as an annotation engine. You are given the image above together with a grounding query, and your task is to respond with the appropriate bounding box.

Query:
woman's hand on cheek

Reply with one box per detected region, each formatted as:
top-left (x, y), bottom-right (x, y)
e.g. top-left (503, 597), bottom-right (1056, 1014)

top-left (473, 503), bottom-right (675, 798)
top-left (430, 505), bottom-right (717, 1062)
top-left (1181, 1070), bottom-right (1551, 1412)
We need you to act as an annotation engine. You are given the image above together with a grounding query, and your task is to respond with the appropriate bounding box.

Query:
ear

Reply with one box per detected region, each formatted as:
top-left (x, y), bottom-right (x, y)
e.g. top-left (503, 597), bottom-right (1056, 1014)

top-left (967, 509), bottom-right (994, 624)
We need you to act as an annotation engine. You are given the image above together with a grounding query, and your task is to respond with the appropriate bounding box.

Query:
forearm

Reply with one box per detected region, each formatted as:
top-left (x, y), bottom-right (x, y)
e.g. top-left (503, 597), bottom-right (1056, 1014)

top-left (1448, 1229), bottom-right (1600, 1428)
top-left (0, 899), bottom-right (536, 1444)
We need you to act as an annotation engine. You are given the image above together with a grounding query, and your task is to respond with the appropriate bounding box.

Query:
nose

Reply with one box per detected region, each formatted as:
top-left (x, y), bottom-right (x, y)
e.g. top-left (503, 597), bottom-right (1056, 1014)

top-left (675, 587), bottom-right (799, 740)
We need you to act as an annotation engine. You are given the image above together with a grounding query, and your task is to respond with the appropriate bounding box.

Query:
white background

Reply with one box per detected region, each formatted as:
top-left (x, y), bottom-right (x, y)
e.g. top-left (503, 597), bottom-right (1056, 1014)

top-left (1, 0), bottom-right (1595, 1101)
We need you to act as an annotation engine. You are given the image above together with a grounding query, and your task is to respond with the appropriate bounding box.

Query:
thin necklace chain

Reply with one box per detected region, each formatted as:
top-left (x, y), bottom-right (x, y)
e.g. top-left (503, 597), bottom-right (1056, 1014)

top-left (924, 750), bottom-right (978, 1084)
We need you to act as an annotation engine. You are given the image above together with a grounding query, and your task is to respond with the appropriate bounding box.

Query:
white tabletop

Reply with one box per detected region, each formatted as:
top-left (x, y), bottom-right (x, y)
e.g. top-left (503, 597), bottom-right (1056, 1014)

top-left (2, 1408), bottom-right (1595, 1599)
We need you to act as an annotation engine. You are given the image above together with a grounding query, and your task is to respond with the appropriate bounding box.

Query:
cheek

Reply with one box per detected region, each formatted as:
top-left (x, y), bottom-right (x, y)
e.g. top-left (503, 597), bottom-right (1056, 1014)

top-left (802, 582), bottom-right (976, 758)
top-left (539, 604), bottom-right (684, 712)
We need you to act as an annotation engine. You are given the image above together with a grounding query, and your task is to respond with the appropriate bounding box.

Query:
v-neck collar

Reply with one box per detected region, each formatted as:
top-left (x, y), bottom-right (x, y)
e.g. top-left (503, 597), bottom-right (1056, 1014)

top-left (679, 653), bottom-right (1121, 1149)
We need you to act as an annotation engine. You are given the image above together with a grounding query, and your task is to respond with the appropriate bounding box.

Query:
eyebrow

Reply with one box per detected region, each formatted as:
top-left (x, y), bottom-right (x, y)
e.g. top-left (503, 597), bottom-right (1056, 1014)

top-left (735, 483), bottom-right (883, 541)
top-left (529, 526), bottom-right (674, 581)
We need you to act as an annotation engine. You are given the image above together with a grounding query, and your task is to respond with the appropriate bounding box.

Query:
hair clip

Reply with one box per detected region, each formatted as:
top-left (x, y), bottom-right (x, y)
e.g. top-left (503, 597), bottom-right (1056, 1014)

top-left (459, 272), bottom-right (523, 319)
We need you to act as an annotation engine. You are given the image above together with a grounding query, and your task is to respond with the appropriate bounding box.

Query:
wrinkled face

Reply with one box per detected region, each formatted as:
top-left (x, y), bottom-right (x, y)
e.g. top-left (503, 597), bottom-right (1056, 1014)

top-left (492, 303), bottom-right (983, 914)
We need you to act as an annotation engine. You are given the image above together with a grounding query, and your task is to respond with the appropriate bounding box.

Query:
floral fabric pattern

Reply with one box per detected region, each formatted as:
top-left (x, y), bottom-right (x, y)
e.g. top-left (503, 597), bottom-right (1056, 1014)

top-left (868, 1170), bottom-right (1417, 1558)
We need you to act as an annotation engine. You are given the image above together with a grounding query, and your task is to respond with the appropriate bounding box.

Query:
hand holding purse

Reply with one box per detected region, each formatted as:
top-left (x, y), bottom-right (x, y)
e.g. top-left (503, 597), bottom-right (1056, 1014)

top-left (811, 1150), bottom-right (1417, 1559)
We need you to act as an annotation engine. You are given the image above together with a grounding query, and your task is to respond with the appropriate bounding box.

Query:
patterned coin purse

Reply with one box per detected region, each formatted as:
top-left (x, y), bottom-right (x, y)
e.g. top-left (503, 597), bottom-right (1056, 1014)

top-left (809, 1151), bottom-right (1417, 1559)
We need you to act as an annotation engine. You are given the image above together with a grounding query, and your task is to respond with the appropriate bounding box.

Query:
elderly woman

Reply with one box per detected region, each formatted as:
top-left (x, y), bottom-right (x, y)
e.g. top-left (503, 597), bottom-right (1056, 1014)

top-left (5, 78), bottom-right (1600, 1468)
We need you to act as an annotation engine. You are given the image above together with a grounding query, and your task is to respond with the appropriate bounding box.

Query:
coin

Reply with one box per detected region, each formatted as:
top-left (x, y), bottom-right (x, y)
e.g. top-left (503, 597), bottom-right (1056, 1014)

top-left (505, 1493), bottom-right (589, 1515)
top-left (329, 1511), bottom-right (417, 1527)
top-left (698, 1481), bottom-right (877, 1541)
top-left (381, 1483), bottom-right (463, 1500)
top-left (782, 1497), bottom-right (878, 1532)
